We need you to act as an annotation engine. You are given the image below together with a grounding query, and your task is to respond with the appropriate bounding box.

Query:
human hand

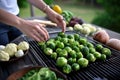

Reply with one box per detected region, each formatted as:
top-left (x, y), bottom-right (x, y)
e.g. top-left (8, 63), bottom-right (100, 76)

top-left (17, 20), bottom-right (49, 42)
top-left (45, 7), bottom-right (66, 32)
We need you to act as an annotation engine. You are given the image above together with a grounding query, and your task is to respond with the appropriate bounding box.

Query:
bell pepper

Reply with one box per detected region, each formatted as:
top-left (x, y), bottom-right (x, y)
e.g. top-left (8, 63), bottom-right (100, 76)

top-left (52, 5), bottom-right (62, 14)
top-left (62, 11), bottom-right (73, 24)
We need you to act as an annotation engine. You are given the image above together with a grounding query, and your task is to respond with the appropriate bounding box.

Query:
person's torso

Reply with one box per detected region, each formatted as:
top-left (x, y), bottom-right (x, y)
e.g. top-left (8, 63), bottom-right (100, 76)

top-left (0, 0), bottom-right (19, 15)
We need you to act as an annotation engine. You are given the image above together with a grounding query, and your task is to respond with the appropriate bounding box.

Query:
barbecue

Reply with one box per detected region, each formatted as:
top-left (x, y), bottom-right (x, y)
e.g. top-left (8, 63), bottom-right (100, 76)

top-left (24, 31), bottom-right (120, 80)
top-left (0, 30), bottom-right (120, 80)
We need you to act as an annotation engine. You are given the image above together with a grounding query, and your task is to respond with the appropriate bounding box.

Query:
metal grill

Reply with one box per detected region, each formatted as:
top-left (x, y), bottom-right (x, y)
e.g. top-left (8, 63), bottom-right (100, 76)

top-left (24, 31), bottom-right (120, 80)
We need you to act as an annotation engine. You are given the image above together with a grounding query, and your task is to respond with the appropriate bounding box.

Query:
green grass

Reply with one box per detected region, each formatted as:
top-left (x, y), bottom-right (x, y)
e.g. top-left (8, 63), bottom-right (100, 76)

top-left (19, 4), bottom-right (46, 18)
top-left (19, 1), bottom-right (104, 23)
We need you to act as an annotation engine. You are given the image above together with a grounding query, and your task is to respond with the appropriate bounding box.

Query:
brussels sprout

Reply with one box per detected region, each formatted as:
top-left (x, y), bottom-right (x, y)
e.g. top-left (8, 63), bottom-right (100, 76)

top-left (60, 38), bottom-right (68, 44)
top-left (56, 57), bottom-right (67, 67)
top-left (93, 52), bottom-right (101, 59)
top-left (44, 48), bottom-right (53, 56)
top-left (58, 49), bottom-right (68, 57)
top-left (87, 42), bottom-right (94, 48)
top-left (72, 46), bottom-right (80, 52)
top-left (77, 58), bottom-right (89, 68)
top-left (79, 38), bottom-right (87, 45)
top-left (69, 41), bottom-right (78, 48)
top-left (78, 45), bottom-right (84, 51)
top-left (68, 39), bottom-right (74, 43)
top-left (69, 50), bottom-right (77, 58)
top-left (101, 48), bottom-right (111, 57)
top-left (56, 42), bottom-right (64, 49)
top-left (81, 47), bottom-right (89, 56)
top-left (47, 38), bottom-right (55, 43)
top-left (64, 47), bottom-right (72, 53)
top-left (46, 42), bottom-right (56, 50)
top-left (76, 52), bottom-right (83, 59)
top-left (67, 35), bottom-right (74, 39)
top-left (89, 47), bottom-right (96, 53)
top-left (63, 64), bottom-right (72, 74)
top-left (72, 63), bottom-right (80, 71)
top-left (100, 54), bottom-right (106, 61)
top-left (55, 36), bottom-right (62, 41)
top-left (95, 44), bottom-right (103, 52)
top-left (38, 42), bottom-right (46, 50)
top-left (50, 52), bottom-right (57, 60)
top-left (68, 58), bottom-right (76, 64)
top-left (58, 32), bottom-right (66, 38)
top-left (56, 48), bottom-right (62, 54)
top-left (38, 67), bottom-right (57, 80)
top-left (86, 53), bottom-right (96, 62)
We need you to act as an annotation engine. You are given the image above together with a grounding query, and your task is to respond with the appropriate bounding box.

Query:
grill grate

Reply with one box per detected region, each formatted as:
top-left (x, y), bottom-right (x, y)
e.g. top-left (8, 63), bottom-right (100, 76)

top-left (25, 31), bottom-right (120, 80)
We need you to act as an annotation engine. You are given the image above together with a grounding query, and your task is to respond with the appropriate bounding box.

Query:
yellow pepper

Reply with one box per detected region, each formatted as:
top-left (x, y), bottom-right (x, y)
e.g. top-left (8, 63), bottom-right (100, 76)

top-left (52, 5), bottom-right (62, 14)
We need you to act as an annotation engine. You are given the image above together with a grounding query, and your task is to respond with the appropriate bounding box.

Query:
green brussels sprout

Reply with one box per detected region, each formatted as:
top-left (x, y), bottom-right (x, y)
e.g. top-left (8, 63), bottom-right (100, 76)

top-left (101, 48), bottom-right (111, 57)
top-left (100, 54), bottom-right (107, 61)
top-left (56, 57), bottom-right (67, 67)
top-left (86, 53), bottom-right (96, 62)
top-left (58, 49), bottom-right (68, 57)
top-left (63, 64), bottom-right (72, 74)
top-left (68, 58), bottom-right (76, 64)
top-left (50, 52), bottom-right (57, 60)
top-left (69, 50), bottom-right (77, 58)
top-left (72, 63), bottom-right (80, 71)
top-left (93, 51), bottom-right (101, 59)
top-left (77, 58), bottom-right (89, 68)
top-left (95, 44), bottom-right (103, 52)
top-left (44, 48), bottom-right (53, 56)
top-left (81, 46), bottom-right (89, 56)
top-left (76, 52), bottom-right (83, 59)
top-left (56, 42), bottom-right (64, 49)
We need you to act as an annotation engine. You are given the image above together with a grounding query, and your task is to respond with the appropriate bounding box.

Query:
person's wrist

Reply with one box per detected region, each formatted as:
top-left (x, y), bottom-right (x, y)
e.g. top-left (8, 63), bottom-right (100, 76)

top-left (15, 18), bottom-right (25, 29)
top-left (42, 5), bottom-right (49, 12)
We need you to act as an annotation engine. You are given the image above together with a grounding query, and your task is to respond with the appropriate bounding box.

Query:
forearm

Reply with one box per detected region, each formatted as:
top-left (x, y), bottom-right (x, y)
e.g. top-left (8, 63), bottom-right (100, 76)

top-left (27, 0), bottom-right (66, 32)
top-left (0, 9), bottom-right (49, 42)
top-left (0, 9), bottom-right (24, 28)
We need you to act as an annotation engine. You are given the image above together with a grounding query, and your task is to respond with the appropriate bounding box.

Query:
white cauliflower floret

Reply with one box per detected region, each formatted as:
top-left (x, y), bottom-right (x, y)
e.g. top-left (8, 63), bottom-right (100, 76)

top-left (0, 45), bottom-right (5, 50)
top-left (81, 27), bottom-right (91, 35)
top-left (0, 50), bottom-right (10, 61)
top-left (82, 23), bottom-right (96, 33)
top-left (74, 24), bottom-right (83, 31)
top-left (4, 43), bottom-right (17, 57)
top-left (68, 27), bottom-right (74, 31)
top-left (87, 25), bottom-right (96, 33)
top-left (18, 41), bottom-right (29, 51)
top-left (15, 50), bottom-right (24, 57)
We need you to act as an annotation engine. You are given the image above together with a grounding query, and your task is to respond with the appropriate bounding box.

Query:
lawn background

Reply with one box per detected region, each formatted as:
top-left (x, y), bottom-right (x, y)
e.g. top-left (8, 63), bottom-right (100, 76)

top-left (19, 0), bottom-right (104, 23)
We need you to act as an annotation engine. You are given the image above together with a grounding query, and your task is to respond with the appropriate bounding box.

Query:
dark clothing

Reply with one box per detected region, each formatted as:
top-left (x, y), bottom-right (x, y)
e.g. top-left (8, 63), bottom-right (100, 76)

top-left (0, 22), bottom-right (22, 45)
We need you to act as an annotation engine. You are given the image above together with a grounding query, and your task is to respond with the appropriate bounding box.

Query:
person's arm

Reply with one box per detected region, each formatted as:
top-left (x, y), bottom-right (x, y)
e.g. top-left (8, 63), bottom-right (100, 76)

top-left (27, 0), bottom-right (66, 32)
top-left (0, 9), bottom-right (49, 42)
top-left (0, 9), bottom-right (22, 27)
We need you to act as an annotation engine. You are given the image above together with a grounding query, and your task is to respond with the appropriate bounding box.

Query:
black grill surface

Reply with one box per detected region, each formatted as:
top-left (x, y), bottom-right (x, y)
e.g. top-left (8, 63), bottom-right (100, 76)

top-left (28, 31), bottom-right (120, 80)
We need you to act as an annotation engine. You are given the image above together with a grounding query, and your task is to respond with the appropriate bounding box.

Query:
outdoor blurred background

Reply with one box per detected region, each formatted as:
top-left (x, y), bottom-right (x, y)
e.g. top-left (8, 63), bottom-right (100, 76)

top-left (18, 0), bottom-right (120, 33)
